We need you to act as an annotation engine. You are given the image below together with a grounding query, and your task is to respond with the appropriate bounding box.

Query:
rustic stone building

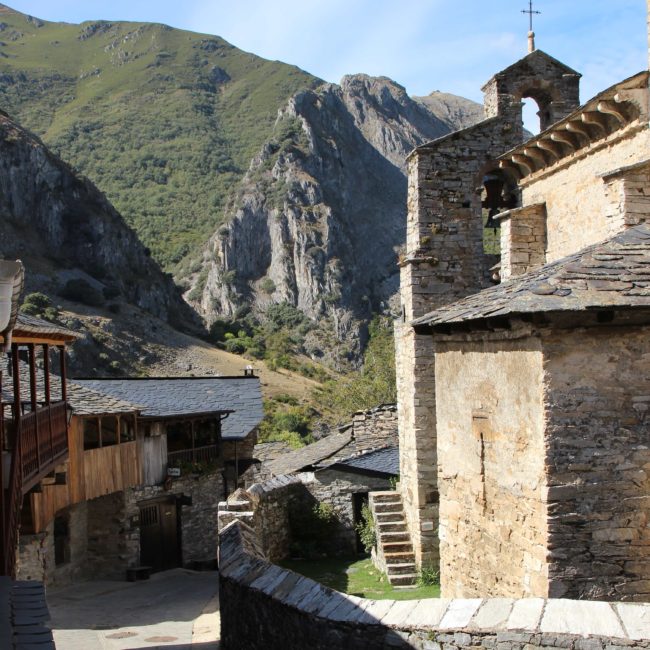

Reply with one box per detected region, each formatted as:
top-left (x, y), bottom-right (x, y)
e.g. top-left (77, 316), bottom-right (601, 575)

top-left (397, 19), bottom-right (650, 600)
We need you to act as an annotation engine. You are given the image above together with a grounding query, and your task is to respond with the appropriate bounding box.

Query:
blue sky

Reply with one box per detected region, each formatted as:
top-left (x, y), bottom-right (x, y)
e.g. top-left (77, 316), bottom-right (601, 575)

top-left (5, 1), bottom-right (648, 111)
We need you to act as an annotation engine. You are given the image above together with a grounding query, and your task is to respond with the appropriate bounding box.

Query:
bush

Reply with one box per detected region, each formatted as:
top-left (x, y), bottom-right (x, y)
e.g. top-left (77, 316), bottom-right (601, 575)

top-left (60, 278), bottom-right (104, 306)
top-left (417, 564), bottom-right (439, 587)
top-left (22, 292), bottom-right (51, 310)
top-left (355, 503), bottom-right (376, 554)
top-left (259, 277), bottom-right (276, 294)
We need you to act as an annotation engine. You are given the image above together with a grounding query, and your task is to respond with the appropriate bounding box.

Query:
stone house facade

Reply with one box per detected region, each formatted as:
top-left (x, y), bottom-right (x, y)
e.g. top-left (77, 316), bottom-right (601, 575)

top-left (397, 13), bottom-right (650, 601)
top-left (17, 374), bottom-right (263, 585)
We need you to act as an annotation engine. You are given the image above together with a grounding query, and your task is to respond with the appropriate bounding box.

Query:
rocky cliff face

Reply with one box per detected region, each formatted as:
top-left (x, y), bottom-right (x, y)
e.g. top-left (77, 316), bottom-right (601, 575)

top-left (0, 110), bottom-right (195, 328)
top-left (186, 76), bottom-right (481, 366)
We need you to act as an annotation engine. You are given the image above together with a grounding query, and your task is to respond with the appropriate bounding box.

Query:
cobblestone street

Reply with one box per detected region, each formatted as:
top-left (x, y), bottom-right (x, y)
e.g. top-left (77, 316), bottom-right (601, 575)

top-left (47, 569), bottom-right (220, 650)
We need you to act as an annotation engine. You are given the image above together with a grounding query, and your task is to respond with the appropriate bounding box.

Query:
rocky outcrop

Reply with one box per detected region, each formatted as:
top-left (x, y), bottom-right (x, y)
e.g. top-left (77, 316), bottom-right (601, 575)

top-left (0, 110), bottom-right (195, 328)
top-left (187, 76), bottom-right (479, 365)
top-left (413, 90), bottom-right (483, 131)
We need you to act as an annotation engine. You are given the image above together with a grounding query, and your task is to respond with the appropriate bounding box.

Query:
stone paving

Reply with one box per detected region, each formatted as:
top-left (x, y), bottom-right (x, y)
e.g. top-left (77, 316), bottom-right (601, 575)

top-left (46, 568), bottom-right (220, 650)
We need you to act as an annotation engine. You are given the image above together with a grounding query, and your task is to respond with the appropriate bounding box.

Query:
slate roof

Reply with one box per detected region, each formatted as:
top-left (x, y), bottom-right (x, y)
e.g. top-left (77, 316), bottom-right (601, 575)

top-left (13, 313), bottom-right (79, 340)
top-left (325, 446), bottom-right (399, 477)
top-left (413, 224), bottom-right (650, 331)
top-left (265, 431), bottom-right (353, 476)
top-left (74, 377), bottom-right (263, 440)
top-left (0, 358), bottom-right (138, 416)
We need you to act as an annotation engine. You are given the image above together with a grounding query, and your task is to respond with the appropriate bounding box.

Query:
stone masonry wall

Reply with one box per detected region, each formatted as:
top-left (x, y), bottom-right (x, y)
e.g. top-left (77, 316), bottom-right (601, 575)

top-left (543, 325), bottom-right (650, 601)
top-left (304, 468), bottom-right (391, 555)
top-left (499, 203), bottom-right (547, 280)
top-left (86, 491), bottom-right (130, 579)
top-left (219, 519), bottom-right (650, 650)
top-left (521, 127), bottom-right (650, 262)
top-left (345, 404), bottom-right (398, 452)
top-left (17, 501), bottom-right (88, 587)
top-left (603, 162), bottom-right (650, 234)
top-left (397, 116), bottom-right (522, 570)
top-left (435, 336), bottom-right (547, 599)
top-left (127, 469), bottom-right (225, 566)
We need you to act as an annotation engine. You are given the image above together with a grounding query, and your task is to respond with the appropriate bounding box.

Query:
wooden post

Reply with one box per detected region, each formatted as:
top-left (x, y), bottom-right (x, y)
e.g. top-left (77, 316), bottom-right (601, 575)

top-left (11, 344), bottom-right (20, 426)
top-left (58, 346), bottom-right (67, 404)
top-left (27, 344), bottom-right (40, 472)
top-left (27, 344), bottom-right (37, 412)
top-left (43, 345), bottom-right (54, 461)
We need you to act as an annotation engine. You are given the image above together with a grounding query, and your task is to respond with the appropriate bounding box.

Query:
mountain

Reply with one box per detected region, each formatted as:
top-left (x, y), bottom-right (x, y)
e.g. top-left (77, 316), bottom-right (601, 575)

top-left (0, 4), bottom-right (320, 269)
top-left (187, 75), bottom-right (475, 365)
top-left (0, 4), bottom-right (483, 367)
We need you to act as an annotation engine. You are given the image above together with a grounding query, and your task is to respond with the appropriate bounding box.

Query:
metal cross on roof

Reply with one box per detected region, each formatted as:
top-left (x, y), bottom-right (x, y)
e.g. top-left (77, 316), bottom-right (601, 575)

top-left (522, 0), bottom-right (541, 32)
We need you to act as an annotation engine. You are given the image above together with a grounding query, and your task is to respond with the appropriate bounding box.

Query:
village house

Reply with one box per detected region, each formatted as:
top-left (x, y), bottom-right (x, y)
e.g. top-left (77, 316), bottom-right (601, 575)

top-left (396, 15), bottom-right (650, 600)
top-left (16, 374), bottom-right (263, 585)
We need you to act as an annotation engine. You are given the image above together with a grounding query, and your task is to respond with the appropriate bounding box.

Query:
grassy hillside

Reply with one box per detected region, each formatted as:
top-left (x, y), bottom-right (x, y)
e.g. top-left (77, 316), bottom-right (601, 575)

top-left (0, 4), bottom-right (320, 269)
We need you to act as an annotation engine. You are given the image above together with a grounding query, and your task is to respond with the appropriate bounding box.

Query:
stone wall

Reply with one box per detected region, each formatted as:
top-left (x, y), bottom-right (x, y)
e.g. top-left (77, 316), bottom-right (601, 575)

top-left (521, 127), bottom-right (650, 262)
top-left (17, 501), bottom-right (88, 587)
top-left (127, 469), bottom-right (225, 566)
top-left (304, 468), bottom-right (391, 555)
top-left (344, 404), bottom-right (398, 452)
top-left (542, 325), bottom-right (650, 601)
top-left (87, 492), bottom-right (131, 579)
top-left (498, 203), bottom-right (547, 280)
top-left (219, 519), bottom-right (650, 650)
top-left (435, 335), bottom-right (547, 598)
top-left (397, 115), bottom-right (521, 569)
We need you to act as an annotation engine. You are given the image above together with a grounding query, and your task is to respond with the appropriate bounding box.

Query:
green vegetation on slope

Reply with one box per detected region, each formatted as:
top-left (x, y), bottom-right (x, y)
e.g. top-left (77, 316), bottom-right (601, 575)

top-left (315, 317), bottom-right (397, 423)
top-left (0, 7), bottom-right (320, 269)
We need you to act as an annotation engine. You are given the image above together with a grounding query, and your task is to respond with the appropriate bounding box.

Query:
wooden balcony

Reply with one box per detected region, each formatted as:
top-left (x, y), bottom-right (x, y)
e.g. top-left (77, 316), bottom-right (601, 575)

top-left (19, 401), bottom-right (68, 493)
top-left (167, 444), bottom-right (219, 467)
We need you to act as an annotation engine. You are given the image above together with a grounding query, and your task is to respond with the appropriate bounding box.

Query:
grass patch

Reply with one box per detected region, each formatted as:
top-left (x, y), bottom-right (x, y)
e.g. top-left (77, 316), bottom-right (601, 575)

top-left (279, 557), bottom-right (440, 601)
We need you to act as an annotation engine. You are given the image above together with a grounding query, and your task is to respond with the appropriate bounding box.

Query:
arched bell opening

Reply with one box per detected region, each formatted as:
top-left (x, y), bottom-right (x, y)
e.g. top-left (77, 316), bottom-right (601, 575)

top-left (480, 168), bottom-right (519, 254)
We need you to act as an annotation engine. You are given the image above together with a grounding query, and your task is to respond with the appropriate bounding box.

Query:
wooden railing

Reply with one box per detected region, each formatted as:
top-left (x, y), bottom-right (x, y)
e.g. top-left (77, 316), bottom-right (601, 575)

top-left (19, 402), bottom-right (68, 492)
top-left (168, 444), bottom-right (219, 466)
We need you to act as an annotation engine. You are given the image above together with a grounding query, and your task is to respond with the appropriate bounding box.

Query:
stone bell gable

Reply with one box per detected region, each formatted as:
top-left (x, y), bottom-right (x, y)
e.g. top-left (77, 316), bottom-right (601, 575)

top-left (482, 49), bottom-right (581, 133)
top-left (396, 48), bottom-right (582, 570)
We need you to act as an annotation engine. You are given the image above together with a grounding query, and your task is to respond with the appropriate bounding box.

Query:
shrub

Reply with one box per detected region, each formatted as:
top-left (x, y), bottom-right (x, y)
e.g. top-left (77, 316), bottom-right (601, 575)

top-left (417, 564), bottom-right (440, 587)
top-left (22, 292), bottom-right (51, 310)
top-left (259, 277), bottom-right (276, 294)
top-left (355, 503), bottom-right (376, 554)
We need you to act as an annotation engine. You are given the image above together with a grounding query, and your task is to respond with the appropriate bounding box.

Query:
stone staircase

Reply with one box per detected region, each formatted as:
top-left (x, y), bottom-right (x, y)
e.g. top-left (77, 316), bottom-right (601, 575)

top-left (369, 491), bottom-right (417, 587)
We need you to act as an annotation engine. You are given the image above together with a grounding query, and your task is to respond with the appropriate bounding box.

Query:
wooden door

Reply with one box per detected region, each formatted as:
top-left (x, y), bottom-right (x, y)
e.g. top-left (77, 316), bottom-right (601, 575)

top-left (139, 498), bottom-right (181, 572)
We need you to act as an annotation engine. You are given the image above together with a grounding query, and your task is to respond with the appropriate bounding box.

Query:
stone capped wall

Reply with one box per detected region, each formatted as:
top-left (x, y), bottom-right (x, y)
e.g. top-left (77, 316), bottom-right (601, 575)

top-left (435, 335), bottom-right (547, 598)
top-left (543, 325), bottom-right (650, 600)
top-left (219, 519), bottom-right (650, 650)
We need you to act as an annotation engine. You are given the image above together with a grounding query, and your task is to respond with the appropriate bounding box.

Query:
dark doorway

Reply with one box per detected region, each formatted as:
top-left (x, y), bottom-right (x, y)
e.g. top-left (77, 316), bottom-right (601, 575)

top-left (139, 497), bottom-right (181, 572)
top-left (352, 492), bottom-right (369, 554)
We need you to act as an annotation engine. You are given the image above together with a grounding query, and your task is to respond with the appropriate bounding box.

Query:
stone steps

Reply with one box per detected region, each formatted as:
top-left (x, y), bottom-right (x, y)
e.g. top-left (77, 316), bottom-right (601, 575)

top-left (378, 531), bottom-right (410, 543)
top-left (373, 502), bottom-right (403, 514)
top-left (375, 512), bottom-right (404, 523)
top-left (368, 490), bottom-right (417, 588)
top-left (388, 573), bottom-right (419, 587)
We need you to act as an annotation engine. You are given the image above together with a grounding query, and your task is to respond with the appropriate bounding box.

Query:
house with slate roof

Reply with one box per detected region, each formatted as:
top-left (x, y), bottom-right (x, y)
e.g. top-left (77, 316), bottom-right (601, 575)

top-left (395, 25), bottom-right (650, 602)
top-left (14, 373), bottom-right (262, 585)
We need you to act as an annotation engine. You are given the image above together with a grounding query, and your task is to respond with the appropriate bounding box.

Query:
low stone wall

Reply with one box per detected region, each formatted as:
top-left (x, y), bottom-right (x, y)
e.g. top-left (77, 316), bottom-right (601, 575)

top-left (218, 475), bottom-right (308, 562)
top-left (219, 519), bottom-right (650, 650)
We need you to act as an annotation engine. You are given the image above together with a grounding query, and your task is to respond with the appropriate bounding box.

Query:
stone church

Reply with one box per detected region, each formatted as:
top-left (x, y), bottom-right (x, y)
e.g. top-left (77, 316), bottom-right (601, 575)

top-left (396, 7), bottom-right (650, 601)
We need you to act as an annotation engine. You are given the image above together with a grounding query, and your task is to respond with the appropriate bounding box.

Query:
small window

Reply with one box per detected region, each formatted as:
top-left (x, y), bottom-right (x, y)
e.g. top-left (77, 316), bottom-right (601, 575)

top-left (83, 418), bottom-right (100, 450)
top-left (101, 416), bottom-right (118, 447)
top-left (120, 416), bottom-right (136, 442)
top-left (54, 514), bottom-right (70, 566)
